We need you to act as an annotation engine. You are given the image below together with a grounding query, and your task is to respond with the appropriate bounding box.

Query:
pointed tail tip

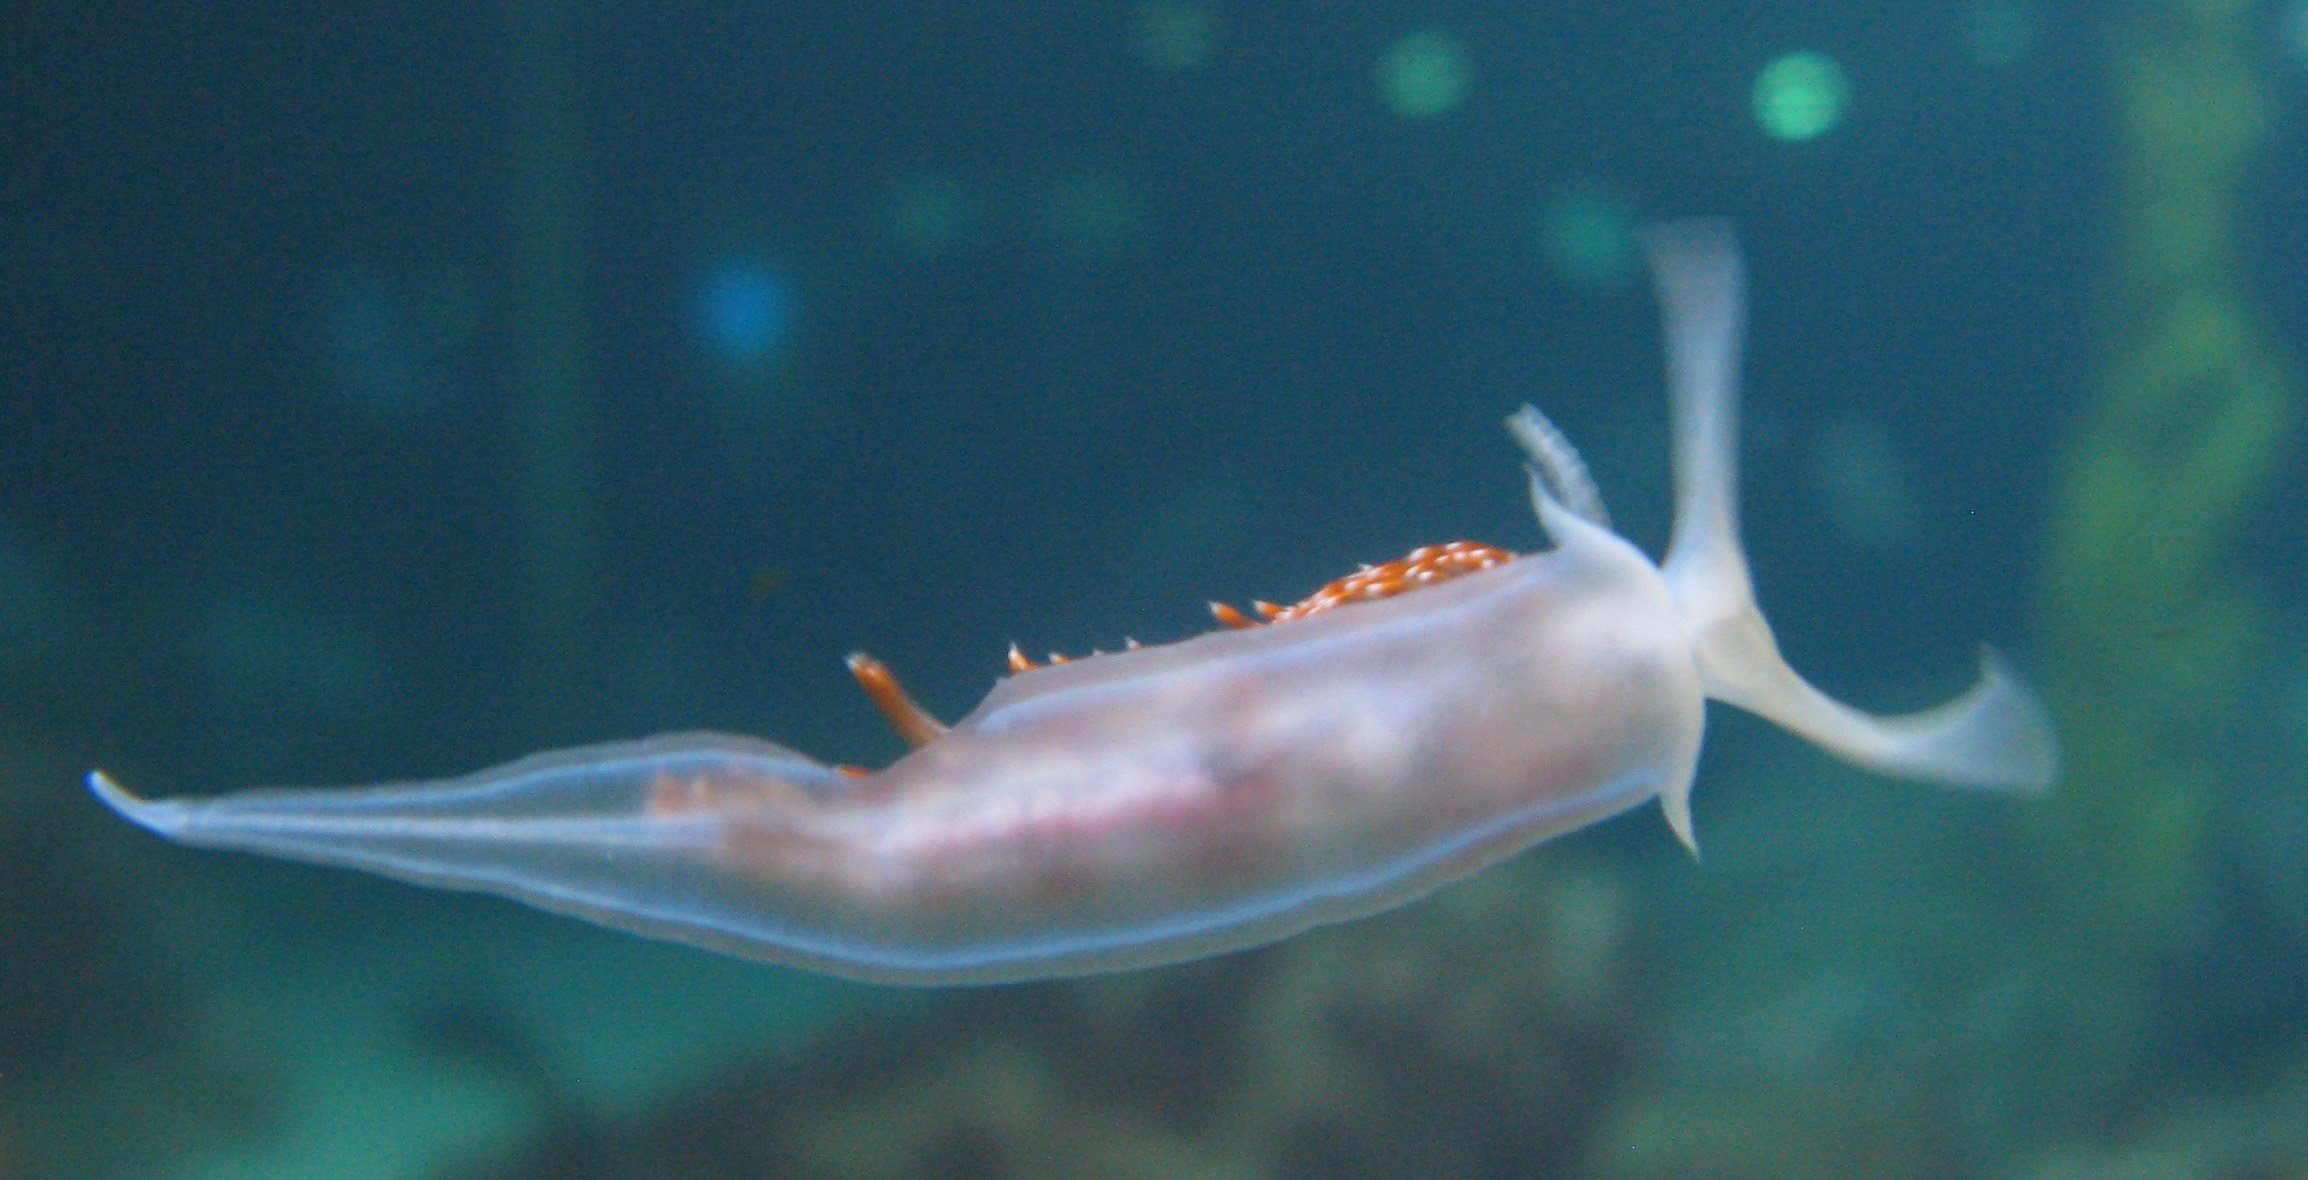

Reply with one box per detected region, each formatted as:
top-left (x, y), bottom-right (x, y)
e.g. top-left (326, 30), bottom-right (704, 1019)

top-left (1659, 777), bottom-right (1701, 861)
top-left (1962, 647), bottom-right (2061, 797)
top-left (86, 768), bottom-right (132, 807)
top-left (87, 770), bottom-right (189, 836)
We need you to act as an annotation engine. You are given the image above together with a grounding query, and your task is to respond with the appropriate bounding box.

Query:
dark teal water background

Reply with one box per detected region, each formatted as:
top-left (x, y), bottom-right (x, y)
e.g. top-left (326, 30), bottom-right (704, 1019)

top-left (3, 2), bottom-right (2304, 1177)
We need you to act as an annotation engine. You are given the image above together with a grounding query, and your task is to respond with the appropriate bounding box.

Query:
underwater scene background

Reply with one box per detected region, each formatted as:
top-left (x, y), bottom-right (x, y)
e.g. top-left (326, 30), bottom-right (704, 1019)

top-left (5, 0), bottom-right (2307, 1176)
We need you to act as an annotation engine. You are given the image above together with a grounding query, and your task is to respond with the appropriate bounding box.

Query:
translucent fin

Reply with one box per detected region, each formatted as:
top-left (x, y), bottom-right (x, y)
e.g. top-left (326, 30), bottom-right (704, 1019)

top-left (1643, 218), bottom-right (1752, 634)
top-left (1640, 218), bottom-right (2058, 795)
top-left (1696, 621), bottom-right (2057, 794)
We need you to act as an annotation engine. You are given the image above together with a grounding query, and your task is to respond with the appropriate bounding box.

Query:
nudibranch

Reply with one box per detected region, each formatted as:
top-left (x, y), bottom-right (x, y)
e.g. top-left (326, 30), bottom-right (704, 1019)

top-left (89, 220), bottom-right (2058, 986)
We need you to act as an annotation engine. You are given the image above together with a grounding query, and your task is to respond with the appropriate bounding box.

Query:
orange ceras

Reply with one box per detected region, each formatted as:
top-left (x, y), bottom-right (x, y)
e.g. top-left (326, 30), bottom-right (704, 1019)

top-left (847, 540), bottom-right (1517, 753)
top-left (1205, 540), bottom-right (1515, 630)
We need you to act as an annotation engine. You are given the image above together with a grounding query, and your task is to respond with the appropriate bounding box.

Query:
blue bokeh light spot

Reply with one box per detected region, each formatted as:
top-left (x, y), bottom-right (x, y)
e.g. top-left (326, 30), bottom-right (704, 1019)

top-left (694, 259), bottom-right (799, 366)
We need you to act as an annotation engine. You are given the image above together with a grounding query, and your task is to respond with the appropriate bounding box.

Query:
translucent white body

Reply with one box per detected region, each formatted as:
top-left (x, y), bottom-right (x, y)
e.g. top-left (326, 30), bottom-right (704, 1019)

top-left (90, 221), bottom-right (2058, 985)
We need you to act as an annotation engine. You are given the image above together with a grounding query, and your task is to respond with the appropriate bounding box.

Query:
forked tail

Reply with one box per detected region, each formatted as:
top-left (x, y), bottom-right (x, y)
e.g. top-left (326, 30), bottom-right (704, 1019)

top-left (1640, 219), bottom-right (2058, 794)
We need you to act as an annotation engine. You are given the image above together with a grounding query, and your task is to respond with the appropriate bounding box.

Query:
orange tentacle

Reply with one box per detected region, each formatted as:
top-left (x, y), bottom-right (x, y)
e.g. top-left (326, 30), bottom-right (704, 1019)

top-left (1209, 601), bottom-right (1258, 629)
top-left (846, 653), bottom-right (951, 749)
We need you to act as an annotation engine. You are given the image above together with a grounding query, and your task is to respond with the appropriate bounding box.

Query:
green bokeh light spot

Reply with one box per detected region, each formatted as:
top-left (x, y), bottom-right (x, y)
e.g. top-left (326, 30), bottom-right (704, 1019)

top-left (1133, 0), bottom-right (1216, 72)
top-left (1535, 190), bottom-right (1637, 288)
top-left (1378, 30), bottom-right (1470, 119)
top-left (1752, 51), bottom-right (1849, 141)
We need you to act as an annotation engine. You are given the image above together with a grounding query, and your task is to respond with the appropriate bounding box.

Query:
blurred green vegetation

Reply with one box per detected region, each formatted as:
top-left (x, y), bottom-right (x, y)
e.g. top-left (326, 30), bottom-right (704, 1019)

top-left (2038, 0), bottom-right (2295, 1081)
